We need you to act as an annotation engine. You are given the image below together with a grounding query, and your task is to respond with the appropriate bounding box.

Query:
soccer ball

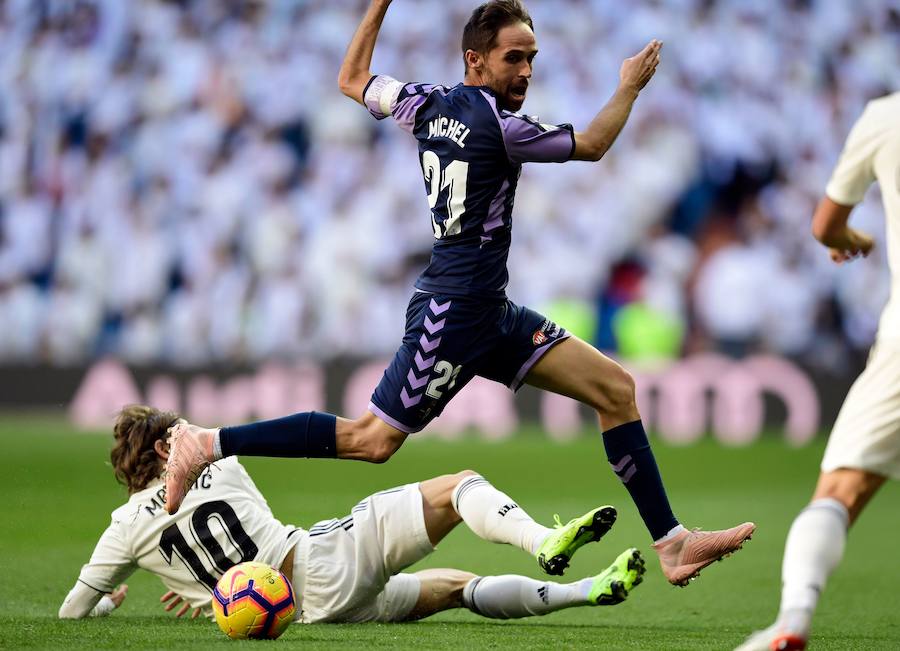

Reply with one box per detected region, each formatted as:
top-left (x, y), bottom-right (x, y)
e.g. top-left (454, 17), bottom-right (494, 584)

top-left (212, 561), bottom-right (296, 640)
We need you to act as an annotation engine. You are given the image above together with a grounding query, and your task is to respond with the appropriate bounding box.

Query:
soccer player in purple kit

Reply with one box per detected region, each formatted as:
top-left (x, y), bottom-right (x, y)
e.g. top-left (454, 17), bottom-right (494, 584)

top-left (166, 0), bottom-right (755, 587)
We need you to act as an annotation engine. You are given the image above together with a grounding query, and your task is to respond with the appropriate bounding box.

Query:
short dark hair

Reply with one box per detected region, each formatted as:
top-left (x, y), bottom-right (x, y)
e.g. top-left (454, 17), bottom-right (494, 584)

top-left (461, 0), bottom-right (533, 72)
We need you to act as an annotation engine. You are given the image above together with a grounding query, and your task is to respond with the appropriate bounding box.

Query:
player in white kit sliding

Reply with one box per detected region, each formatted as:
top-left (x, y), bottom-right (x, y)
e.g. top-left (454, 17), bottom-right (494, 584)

top-left (60, 405), bottom-right (645, 625)
top-left (736, 93), bottom-right (900, 651)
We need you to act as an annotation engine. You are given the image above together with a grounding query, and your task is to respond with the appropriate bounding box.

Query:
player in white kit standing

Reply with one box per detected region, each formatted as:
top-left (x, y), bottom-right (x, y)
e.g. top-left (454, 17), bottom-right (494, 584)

top-left (737, 93), bottom-right (900, 651)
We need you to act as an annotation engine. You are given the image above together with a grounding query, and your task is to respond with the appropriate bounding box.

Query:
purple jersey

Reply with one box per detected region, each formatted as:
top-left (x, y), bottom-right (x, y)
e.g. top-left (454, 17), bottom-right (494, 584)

top-left (364, 75), bottom-right (575, 299)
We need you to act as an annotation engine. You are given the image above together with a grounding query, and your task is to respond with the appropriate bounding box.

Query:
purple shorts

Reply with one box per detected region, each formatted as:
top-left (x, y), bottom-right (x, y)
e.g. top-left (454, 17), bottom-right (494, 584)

top-left (369, 292), bottom-right (569, 433)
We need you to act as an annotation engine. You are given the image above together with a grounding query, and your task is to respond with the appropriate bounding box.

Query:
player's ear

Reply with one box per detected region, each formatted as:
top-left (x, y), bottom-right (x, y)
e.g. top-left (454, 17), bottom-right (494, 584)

top-left (464, 49), bottom-right (484, 75)
top-left (154, 437), bottom-right (170, 461)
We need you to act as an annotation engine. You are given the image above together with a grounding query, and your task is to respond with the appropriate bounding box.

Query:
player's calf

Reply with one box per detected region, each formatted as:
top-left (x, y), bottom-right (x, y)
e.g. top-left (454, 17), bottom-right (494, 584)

top-left (461, 548), bottom-right (645, 620)
top-left (403, 569), bottom-right (475, 621)
top-left (451, 473), bottom-right (552, 557)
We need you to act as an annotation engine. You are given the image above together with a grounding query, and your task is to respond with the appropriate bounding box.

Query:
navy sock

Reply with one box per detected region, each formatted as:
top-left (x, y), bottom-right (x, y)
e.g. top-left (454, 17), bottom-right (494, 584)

top-left (602, 420), bottom-right (678, 540)
top-left (220, 412), bottom-right (337, 459)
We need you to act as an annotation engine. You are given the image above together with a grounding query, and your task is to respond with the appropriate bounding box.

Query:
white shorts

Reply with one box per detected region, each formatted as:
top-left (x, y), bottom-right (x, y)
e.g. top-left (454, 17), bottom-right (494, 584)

top-left (291, 483), bottom-right (434, 624)
top-left (822, 341), bottom-right (900, 479)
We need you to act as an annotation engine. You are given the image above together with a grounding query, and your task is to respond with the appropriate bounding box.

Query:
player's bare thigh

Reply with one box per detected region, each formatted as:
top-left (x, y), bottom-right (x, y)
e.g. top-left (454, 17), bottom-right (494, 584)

top-left (402, 568), bottom-right (476, 621)
top-left (812, 468), bottom-right (887, 525)
top-left (523, 335), bottom-right (640, 429)
top-left (335, 411), bottom-right (408, 463)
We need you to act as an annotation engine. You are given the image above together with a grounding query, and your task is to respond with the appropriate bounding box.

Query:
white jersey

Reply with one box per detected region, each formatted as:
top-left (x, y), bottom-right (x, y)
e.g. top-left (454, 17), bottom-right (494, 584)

top-left (825, 92), bottom-right (900, 342)
top-left (61, 458), bottom-right (302, 617)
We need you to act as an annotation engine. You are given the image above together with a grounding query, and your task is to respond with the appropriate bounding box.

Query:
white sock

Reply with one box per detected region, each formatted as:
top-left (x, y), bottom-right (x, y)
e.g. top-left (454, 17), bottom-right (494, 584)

top-left (452, 475), bottom-right (550, 555)
top-left (462, 575), bottom-right (592, 619)
top-left (778, 497), bottom-right (849, 627)
top-left (653, 524), bottom-right (686, 545)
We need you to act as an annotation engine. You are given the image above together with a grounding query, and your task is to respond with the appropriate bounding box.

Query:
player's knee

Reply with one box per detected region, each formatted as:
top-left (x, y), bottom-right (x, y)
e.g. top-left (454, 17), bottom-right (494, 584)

top-left (340, 417), bottom-right (407, 463)
top-left (365, 439), bottom-right (399, 464)
top-left (596, 367), bottom-right (636, 414)
top-left (433, 470), bottom-right (478, 504)
top-left (447, 470), bottom-right (481, 501)
top-left (349, 431), bottom-right (400, 464)
top-left (613, 367), bottom-right (637, 404)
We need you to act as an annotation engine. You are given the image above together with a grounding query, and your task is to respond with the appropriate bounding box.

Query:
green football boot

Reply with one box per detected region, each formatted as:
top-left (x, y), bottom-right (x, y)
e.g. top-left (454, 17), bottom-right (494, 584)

top-left (587, 548), bottom-right (646, 606)
top-left (536, 505), bottom-right (617, 576)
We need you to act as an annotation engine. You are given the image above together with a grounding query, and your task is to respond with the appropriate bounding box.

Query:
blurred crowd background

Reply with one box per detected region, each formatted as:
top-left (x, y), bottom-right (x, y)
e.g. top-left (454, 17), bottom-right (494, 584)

top-left (1, 0), bottom-right (898, 369)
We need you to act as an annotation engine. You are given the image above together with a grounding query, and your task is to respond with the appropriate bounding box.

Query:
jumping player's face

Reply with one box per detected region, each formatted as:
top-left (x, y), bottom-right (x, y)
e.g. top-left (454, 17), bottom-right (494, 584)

top-left (479, 22), bottom-right (538, 112)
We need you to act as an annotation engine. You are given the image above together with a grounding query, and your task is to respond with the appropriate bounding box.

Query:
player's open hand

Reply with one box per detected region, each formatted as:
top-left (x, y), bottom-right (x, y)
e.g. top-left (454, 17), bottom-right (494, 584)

top-left (619, 40), bottom-right (663, 94)
top-left (829, 228), bottom-right (874, 264)
top-left (108, 584), bottom-right (128, 608)
top-left (160, 590), bottom-right (204, 619)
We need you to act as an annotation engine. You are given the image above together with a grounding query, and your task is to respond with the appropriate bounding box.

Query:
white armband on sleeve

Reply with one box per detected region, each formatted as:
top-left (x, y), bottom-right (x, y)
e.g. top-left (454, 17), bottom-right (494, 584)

top-left (363, 75), bottom-right (404, 120)
top-left (89, 596), bottom-right (116, 617)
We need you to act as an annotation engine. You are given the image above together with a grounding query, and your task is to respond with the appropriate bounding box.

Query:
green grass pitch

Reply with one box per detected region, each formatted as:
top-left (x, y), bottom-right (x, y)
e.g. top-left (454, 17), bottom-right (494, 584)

top-left (2, 416), bottom-right (898, 650)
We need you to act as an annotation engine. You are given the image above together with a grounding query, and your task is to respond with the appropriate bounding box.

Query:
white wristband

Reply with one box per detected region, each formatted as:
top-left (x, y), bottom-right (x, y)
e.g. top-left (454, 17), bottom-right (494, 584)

top-left (90, 595), bottom-right (116, 617)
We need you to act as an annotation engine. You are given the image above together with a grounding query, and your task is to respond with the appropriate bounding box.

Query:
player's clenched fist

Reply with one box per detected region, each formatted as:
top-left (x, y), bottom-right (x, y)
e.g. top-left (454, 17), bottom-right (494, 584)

top-left (619, 40), bottom-right (663, 93)
top-left (828, 228), bottom-right (874, 264)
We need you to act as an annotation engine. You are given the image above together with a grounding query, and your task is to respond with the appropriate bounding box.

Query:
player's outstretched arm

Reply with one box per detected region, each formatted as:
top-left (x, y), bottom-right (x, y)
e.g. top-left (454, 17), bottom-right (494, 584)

top-left (338, 0), bottom-right (393, 106)
top-left (59, 583), bottom-right (128, 619)
top-left (59, 521), bottom-right (137, 618)
top-left (571, 40), bottom-right (662, 162)
top-left (811, 196), bottom-right (874, 263)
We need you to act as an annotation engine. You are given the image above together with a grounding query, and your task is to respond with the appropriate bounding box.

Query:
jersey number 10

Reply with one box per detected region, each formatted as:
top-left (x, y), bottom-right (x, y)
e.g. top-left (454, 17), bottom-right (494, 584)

top-left (422, 150), bottom-right (469, 239)
top-left (159, 500), bottom-right (259, 590)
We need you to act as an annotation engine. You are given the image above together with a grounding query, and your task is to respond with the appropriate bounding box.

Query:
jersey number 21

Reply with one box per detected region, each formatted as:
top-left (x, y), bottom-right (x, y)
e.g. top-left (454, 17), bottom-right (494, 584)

top-left (422, 150), bottom-right (469, 239)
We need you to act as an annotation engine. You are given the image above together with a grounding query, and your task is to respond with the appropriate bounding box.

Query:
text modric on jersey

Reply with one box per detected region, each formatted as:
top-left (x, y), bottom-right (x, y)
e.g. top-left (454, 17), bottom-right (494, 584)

top-left (143, 468), bottom-right (215, 517)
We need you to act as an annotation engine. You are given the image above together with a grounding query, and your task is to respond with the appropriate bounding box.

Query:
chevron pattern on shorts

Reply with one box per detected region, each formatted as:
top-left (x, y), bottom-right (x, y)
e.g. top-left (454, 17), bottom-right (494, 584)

top-left (399, 298), bottom-right (451, 409)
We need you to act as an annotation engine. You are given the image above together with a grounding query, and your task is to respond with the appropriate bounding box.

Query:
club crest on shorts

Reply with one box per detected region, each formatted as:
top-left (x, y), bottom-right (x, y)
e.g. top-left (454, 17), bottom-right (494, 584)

top-left (532, 319), bottom-right (560, 346)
